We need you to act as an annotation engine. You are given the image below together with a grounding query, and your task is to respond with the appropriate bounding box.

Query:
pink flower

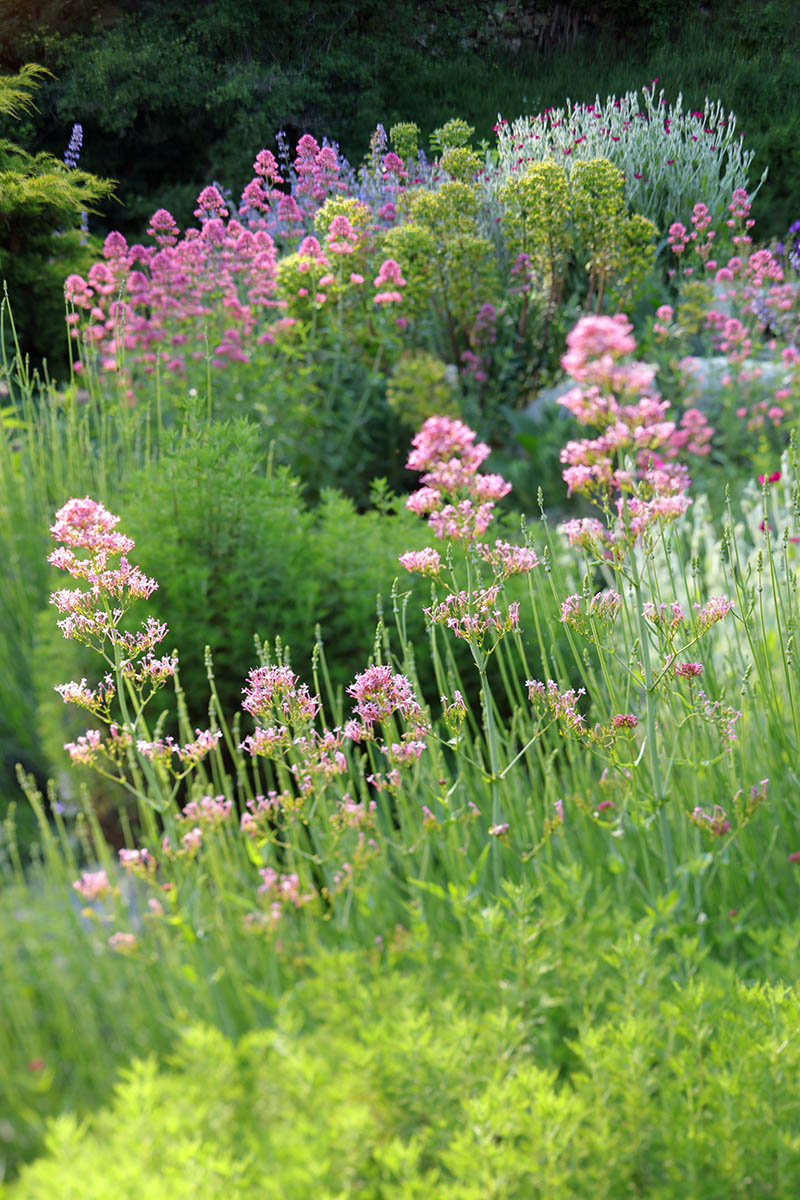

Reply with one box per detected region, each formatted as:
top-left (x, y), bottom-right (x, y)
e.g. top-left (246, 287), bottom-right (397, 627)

top-left (146, 209), bottom-right (180, 246)
top-left (242, 665), bottom-right (320, 726)
top-left (373, 258), bottom-right (406, 288)
top-left (108, 931), bottom-right (137, 951)
top-left (398, 547), bottom-right (442, 577)
top-left (253, 149), bottom-right (283, 183)
top-left (347, 666), bottom-right (423, 727)
top-left (193, 186), bottom-right (228, 221)
top-left (50, 497), bottom-right (134, 555)
top-left (693, 595), bottom-right (733, 633)
top-left (73, 869), bottom-right (111, 900)
top-left (675, 662), bottom-right (703, 678)
top-left (489, 822), bottom-right (509, 836)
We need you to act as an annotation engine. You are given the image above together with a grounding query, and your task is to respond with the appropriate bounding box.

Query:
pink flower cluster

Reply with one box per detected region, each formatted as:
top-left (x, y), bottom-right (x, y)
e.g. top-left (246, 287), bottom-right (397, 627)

top-left (346, 665), bottom-right (423, 729)
top-left (557, 315), bottom-right (705, 550)
top-left (404, 415), bottom-right (511, 544)
top-left (373, 257), bottom-right (406, 304)
top-left (675, 661), bottom-right (703, 679)
top-left (689, 805), bottom-right (731, 837)
top-left (135, 729), bottom-right (222, 771)
top-left (242, 665), bottom-right (320, 727)
top-left (73, 869), bottom-right (111, 900)
top-left (662, 190), bottom-right (800, 435)
top-left (526, 678), bottom-right (586, 733)
top-left (693, 595), bottom-right (734, 634)
top-left (50, 496), bottom-right (177, 699)
top-left (424, 586), bottom-right (520, 647)
top-left (559, 589), bottom-right (622, 636)
top-left (65, 205), bottom-right (283, 384)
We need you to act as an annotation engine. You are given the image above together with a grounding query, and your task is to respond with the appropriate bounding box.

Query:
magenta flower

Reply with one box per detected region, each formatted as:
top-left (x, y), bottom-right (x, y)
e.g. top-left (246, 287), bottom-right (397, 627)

top-left (693, 595), bottom-right (734, 633)
top-left (253, 148), bottom-right (283, 184)
top-left (50, 497), bottom-right (134, 556)
top-left (675, 662), bottom-right (703, 678)
top-left (193, 186), bottom-right (229, 222)
top-left (425, 587), bottom-right (520, 646)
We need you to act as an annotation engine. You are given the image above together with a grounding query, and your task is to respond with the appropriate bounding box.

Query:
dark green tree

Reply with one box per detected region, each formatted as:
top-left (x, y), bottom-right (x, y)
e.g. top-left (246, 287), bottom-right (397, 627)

top-left (0, 63), bottom-right (115, 373)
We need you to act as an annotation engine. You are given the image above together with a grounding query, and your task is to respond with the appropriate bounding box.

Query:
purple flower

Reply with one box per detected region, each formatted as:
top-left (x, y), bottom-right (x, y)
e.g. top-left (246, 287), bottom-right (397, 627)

top-left (64, 123), bottom-right (83, 169)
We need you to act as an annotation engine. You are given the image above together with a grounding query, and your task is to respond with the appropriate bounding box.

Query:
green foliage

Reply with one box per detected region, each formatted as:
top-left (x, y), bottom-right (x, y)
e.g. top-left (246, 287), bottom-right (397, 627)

top-left (386, 350), bottom-right (461, 429)
top-left (499, 157), bottom-right (657, 311)
top-left (389, 121), bottom-right (420, 164)
top-left (30, 421), bottom-right (432, 761)
top-left (430, 117), bottom-right (476, 153)
top-left (500, 160), bottom-right (573, 287)
top-left (9, 931), bottom-right (800, 1198)
top-left (0, 64), bottom-right (115, 369)
top-left (379, 223), bottom-right (438, 323)
top-left (401, 182), bottom-right (499, 355)
top-left (440, 146), bottom-right (482, 182)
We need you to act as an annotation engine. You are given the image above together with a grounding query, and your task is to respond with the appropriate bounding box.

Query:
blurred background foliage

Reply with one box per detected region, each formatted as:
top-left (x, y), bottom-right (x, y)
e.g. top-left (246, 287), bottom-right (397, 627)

top-left (0, 0), bottom-right (798, 370)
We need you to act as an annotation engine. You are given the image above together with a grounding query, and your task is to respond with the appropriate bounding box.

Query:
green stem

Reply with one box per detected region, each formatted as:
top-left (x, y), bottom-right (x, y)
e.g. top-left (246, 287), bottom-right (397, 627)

top-left (631, 552), bottom-right (674, 891)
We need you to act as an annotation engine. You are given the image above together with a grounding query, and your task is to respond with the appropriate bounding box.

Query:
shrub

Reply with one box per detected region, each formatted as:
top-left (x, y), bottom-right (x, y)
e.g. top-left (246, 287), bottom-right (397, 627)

top-left (8, 958), bottom-right (800, 1198)
top-left (0, 64), bottom-right (114, 370)
top-left (31, 420), bottom-right (433, 773)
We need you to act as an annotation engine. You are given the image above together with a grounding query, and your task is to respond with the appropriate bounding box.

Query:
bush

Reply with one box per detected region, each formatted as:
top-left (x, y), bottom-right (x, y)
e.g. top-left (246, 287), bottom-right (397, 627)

top-left (8, 948), bottom-right (800, 1198)
top-left (0, 64), bottom-right (115, 371)
top-left (31, 419), bottom-right (434, 765)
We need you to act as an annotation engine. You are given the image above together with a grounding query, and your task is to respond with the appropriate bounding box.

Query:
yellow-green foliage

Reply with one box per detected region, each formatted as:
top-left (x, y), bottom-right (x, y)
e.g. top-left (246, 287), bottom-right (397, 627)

top-left (431, 117), bottom-right (475, 152)
top-left (499, 160), bottom-right (572, 282)
top-left (672, 277), bottom-right (716, 337)
top-left (379, 222), bottom-right (438, 321)
top-left (406, 180), bottom-right (480, 238)
top-left (611, 211), bottom-right (659, 308)
top-left (499, 157), bottom-right (657, 306)
top-left (570, 157), bottom-right (627, 287)
top-left (313, 195), bottom-right (374, 244)
top-left (401, 182), bottom-right (499, 336)
top-left (387, 350), bottom-right (461, 428)
top-left (389, 121), bottom-right (420, 163)
top-left (10, 966), bottom-right (800, 1199)
top-left (0, 63), bottom-right (115, 366)
top-left (0, 63), bottom-right (115, 253)
top-left (440, 146), bottom-right (482, 183)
